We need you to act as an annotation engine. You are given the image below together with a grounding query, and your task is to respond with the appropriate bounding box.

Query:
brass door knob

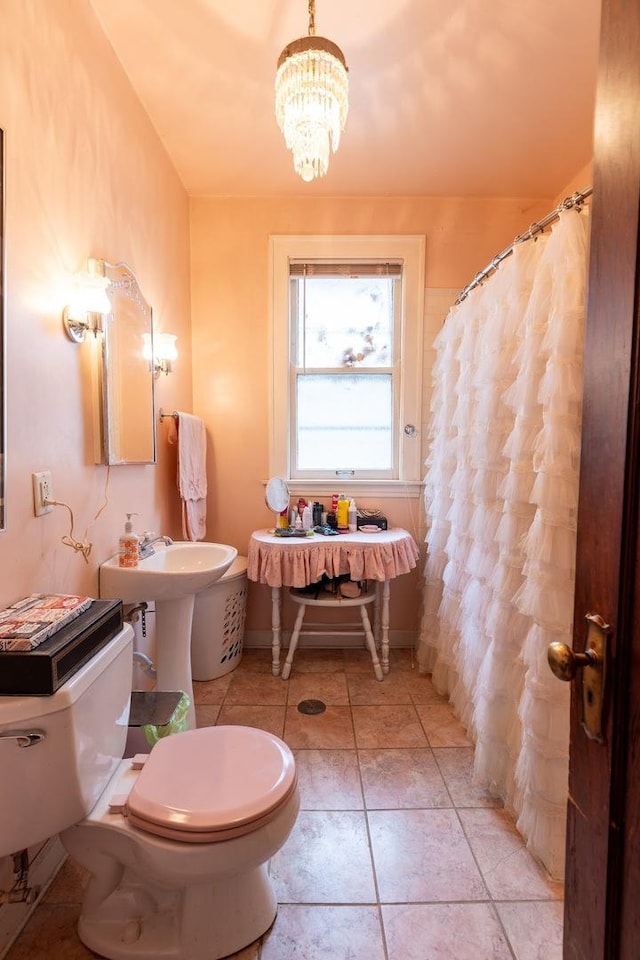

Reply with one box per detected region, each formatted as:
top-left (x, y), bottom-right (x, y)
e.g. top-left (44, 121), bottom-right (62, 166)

top-left (547, 614), bottom-right (609, 743)
top-left (547, 642), bottom-right (599, 682)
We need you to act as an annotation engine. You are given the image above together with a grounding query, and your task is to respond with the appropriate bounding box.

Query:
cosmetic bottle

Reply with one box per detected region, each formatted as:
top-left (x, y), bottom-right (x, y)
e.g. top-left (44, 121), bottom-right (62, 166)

top-left (336, 494), bottom-right (349, 530)
top-left (348, 498), bottom-right (358, 532)
top-left (119, 514), bottom-right (139, 568)
top-left (302, 504), bottom-right (312, 531)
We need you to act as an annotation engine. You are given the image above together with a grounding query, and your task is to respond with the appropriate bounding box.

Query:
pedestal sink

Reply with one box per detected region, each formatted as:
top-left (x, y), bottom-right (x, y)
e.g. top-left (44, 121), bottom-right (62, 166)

top-left (99, 541), bottom-right (238, 729)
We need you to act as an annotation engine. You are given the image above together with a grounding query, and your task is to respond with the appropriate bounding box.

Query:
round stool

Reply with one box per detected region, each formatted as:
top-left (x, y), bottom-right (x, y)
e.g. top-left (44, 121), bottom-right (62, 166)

top-left (282, 586), bottom-right (383, 681)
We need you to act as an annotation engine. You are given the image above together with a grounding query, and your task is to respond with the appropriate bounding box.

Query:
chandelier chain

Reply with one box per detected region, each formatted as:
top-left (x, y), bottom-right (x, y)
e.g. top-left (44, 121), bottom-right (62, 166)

top-left (308, 0), bottom-right (316, 36)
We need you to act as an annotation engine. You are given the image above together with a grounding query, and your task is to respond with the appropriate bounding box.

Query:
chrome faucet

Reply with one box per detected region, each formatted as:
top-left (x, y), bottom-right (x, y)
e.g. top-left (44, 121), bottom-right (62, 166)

top-left (138, 533), bottom-right (174, 559)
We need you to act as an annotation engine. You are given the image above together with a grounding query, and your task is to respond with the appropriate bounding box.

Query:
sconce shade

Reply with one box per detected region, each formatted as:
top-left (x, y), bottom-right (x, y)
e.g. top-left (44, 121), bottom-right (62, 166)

top-left (144, 332), bottom-right (177, 377)
top-left (156, 333), bottom-right (178, 364)
top-left (63, 258), bottom-right (111, 342)
top-left (275, 0), bottom-right (348, 182)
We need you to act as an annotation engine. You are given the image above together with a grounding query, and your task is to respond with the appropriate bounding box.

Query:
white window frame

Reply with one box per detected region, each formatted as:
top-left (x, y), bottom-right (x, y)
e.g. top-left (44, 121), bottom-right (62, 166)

top-left (269, 235), bottom-right (425, 499)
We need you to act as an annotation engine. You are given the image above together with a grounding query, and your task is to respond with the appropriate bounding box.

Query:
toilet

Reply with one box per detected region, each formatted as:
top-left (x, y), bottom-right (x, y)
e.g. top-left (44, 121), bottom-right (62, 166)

top-left (0, 624), bottom-right (299, 960)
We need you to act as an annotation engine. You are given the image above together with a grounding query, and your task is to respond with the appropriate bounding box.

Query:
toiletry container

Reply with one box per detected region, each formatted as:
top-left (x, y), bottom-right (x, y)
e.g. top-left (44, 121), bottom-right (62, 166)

top-left (119, 514), bottom-right (139, 568)
top-left (348, 499), bottom-right (358, 532)
top-left (191, 557), bottom-right (248, 680)
top-left (336, 494), bottom-right (349, 530)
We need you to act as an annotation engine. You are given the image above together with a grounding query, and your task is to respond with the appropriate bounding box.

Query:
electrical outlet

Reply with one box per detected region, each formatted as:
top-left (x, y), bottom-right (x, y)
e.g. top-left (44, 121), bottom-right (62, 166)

top-left (32, 471), bottom-right (53, 517)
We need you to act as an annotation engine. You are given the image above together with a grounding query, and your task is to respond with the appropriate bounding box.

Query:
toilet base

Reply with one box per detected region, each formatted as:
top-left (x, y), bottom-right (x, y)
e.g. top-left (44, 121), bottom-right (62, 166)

top-left (77, 862), bottom-right (277, 960)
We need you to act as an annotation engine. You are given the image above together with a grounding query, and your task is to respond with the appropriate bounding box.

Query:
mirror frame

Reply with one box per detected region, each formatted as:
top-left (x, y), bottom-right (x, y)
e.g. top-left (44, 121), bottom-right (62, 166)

top-left (99, 261), bottom-right (156, 465)
top-left (265, 476), bottom-right (290, 513)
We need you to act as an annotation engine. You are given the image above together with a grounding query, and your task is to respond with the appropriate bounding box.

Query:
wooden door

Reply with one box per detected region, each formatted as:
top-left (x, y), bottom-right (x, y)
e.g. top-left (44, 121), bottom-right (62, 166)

top-left (563, 1), bottom-right (640, 957)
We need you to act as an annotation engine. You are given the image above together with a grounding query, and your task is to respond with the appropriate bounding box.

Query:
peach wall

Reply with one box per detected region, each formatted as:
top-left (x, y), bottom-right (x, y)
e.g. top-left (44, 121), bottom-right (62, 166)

top-left (0, 0), bottom-right (191, 611)
top-left (189, 194), bottom-right (556, 637)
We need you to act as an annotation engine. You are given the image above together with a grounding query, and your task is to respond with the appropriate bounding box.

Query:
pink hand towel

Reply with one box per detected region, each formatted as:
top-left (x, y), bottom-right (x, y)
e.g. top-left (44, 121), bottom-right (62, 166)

top-left (167, 412), bottom-right (208, 541)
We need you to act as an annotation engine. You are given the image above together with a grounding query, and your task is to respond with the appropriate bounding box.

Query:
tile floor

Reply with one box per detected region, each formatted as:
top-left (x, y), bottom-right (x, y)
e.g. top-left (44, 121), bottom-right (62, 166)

top-left (6, 647), bottom-right (565, 960)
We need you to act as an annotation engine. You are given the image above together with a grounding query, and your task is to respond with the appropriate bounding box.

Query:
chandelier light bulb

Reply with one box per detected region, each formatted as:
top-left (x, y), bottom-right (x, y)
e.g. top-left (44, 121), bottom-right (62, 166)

top-left (275, 0), bottom-right (349, 182)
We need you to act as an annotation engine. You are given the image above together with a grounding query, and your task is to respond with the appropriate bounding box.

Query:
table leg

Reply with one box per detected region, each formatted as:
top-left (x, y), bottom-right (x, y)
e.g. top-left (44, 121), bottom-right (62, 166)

top-left (271, 586), bottom-right (282, 676)
top-left (380, 580), bottom-right (390, 674)
top-left (373, 582), bottom-right (382, 644)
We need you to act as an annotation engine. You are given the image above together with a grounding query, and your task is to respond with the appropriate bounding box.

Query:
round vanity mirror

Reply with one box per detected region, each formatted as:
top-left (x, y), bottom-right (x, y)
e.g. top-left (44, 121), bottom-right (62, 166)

top-left (265, 477), bottom-right (290, 514)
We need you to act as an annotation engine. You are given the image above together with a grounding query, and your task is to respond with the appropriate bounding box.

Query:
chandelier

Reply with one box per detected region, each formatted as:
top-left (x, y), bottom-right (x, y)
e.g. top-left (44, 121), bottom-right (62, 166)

top-left (275, 0), bottom-right (349, 183)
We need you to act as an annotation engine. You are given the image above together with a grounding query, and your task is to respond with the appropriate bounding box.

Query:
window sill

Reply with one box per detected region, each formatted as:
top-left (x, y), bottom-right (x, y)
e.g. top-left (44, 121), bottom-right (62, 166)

top-left (263, 479), bottom-right (423, 500)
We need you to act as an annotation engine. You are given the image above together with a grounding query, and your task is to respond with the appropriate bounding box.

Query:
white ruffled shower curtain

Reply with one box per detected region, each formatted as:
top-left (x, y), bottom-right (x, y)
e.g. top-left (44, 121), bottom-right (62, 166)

top-left (417, 208), bottom-right (589, 879)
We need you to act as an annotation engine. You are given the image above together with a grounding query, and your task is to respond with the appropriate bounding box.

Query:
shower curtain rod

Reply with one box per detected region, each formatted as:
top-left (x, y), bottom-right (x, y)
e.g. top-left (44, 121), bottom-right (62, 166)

top-left (455, 186), bottom-right (593, 304)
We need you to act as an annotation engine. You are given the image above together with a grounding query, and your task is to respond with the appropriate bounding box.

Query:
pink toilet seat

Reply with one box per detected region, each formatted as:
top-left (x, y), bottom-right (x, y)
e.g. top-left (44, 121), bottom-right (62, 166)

top-left (125, 725), bottom-right (297, 843)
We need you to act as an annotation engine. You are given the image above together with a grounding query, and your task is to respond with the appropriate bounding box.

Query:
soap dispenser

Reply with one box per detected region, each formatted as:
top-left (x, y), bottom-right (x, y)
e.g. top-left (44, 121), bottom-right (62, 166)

top-left (119, 514), bottom-right (139, 568)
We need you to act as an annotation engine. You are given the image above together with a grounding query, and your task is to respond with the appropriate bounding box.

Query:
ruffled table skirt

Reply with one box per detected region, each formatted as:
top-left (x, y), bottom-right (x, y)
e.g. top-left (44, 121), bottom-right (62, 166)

top-left (248, 528), bottom-right (420, 677)
top-left (248, 528), bottom-right (420, 588)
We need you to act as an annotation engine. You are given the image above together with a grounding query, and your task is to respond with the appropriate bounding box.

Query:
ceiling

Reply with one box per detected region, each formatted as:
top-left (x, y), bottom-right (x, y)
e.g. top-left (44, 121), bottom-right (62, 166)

top-left (89, 0), bottom-right (602, 199)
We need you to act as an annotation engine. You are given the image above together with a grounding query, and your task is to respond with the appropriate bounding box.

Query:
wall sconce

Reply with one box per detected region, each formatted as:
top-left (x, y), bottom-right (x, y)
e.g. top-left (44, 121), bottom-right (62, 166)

top-left (62, 258), bottom-right (111, 343)
top-left (143, 332), bottom-right (178, 378)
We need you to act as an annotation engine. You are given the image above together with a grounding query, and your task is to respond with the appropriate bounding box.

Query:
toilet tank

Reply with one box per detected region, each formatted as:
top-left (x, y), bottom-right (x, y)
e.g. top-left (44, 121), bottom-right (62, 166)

top-left (0, 624), bottom-right (133, 858)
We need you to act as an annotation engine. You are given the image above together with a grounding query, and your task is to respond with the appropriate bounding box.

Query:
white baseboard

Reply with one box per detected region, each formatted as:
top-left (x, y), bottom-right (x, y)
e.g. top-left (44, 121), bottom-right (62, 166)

top-left (0, 838), bottom-right (66, 959)
top-left (244, 629), bottom-right (417, 649)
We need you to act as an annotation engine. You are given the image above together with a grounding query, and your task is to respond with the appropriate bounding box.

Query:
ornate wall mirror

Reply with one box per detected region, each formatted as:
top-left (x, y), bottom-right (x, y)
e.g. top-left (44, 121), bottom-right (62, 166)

top-left (98, 261), bottom-right (156, 465)
top-left (0, 129), bottom-right (5, 529)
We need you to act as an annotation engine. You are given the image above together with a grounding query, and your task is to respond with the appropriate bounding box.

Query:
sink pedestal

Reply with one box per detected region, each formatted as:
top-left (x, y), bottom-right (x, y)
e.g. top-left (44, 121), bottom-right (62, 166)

top-left (98, 541), bottom-right (238, 735)
top-left (155, 596), bottom-right (197, 730)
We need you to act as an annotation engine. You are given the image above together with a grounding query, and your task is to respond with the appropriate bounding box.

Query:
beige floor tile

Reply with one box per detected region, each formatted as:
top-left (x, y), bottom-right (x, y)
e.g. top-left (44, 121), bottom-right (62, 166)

top-left (270, 811), bottom-right (377, 903)
top-left (368, 809), bottom-right (488, 902)
top-left (343, 648), bottom-right (382, 675)
top-left (235, 648), bottom-right (274, 673)
top-left (415, 702), bottom-right (473, 747)
top-left (195, 703), bottom-right (221, 727)
top-left (215, 704), bottom-right (285, 738)
top-left (284, 672), bottom-right (349, 705)
top-left (405, 672), bottom-right (449, 705)
top-left (386, 647), bottom-right (417, 672)
top-left (192, 673), bottom-right (234, 704)
top-left (458, 808), bottom-right (564, 900)
top-left (284, 705), bottom-right (355, 748)
top-left (496, 900), bottom-right (564, 960)
top-left (4, 904), bottom-right (93, 959)
top-left (433, 747), bottom-right (502, 808)
top-left (293, 749), bottom-right (363, 809)
top-left (283, 647), bottom-right (346, 674)
top-left (224, 672), bottom-right (288, 705)
top-left (359, 748), bottom-right (451, 809)
top-left (347, 674), bottom-right (413, 705)
top-left (382, 902), bottom-right (513, 960)
top-left (262, 904), bottom-right (386, 960)
top-left (43, 858), bottom-right (88, 904)
top-left (352, 704), bottom-right (428, 748)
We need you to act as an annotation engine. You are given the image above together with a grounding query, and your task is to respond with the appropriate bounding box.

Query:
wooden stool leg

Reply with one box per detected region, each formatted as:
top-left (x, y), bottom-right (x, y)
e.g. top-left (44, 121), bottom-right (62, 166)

top-left (271, 587), bottom-right (282, 677)
top-left (360, 606), bottom-right (383, 682)
top-left (281, 604), bottom-right (306, 680)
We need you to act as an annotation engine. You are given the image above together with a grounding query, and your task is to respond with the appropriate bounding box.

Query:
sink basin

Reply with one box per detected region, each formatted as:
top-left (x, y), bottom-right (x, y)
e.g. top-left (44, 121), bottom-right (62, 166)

top-left (99, 541), bottom-right (238, 602)
top-left (99, 541), bottom-right (238, 732)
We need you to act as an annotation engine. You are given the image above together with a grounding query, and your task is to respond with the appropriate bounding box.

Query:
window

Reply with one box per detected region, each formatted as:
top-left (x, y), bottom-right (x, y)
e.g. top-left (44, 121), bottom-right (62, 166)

top-left (270, 236), bottom-right (425, 496)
